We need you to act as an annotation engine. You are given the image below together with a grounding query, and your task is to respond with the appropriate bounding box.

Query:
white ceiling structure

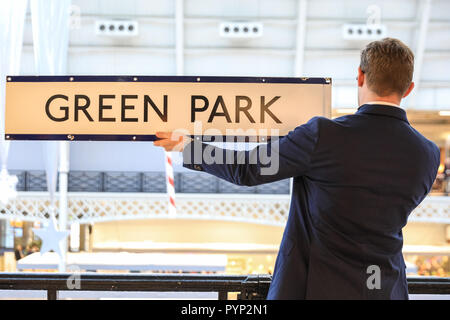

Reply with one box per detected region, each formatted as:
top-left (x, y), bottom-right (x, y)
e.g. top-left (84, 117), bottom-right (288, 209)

top-left (7, 0), bottom-right (450, 171)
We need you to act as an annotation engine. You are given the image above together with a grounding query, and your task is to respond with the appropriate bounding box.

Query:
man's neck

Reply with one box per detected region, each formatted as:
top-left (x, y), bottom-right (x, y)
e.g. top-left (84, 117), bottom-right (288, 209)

top-left (360, 95), bottom-right (402, 108)
top-left (365, 100), bottom-right (400, 107)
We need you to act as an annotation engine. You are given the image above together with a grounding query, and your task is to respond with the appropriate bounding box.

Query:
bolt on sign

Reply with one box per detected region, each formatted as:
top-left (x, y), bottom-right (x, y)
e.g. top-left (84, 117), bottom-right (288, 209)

top-left (5, 76), bottom-right (331, 141)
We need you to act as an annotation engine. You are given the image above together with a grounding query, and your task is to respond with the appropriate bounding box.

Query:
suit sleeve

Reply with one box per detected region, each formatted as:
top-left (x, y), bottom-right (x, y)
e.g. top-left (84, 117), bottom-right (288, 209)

top-left (182, 116), bottom-right (321, 186)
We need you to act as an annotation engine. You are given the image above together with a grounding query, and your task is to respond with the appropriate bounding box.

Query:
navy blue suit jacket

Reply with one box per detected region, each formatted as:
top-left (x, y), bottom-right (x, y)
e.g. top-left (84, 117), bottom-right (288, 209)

top-left (183, 104), bottom-right (440, 299)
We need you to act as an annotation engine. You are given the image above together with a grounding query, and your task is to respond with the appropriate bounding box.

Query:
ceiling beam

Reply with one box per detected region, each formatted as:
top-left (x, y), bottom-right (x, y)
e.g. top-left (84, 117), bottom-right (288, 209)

top-left (294, 0), bottom-right (308, 76)
top-left (410, 0), bottom-right (432, 108)
top-left (175, 0), bottom-right (184, 76)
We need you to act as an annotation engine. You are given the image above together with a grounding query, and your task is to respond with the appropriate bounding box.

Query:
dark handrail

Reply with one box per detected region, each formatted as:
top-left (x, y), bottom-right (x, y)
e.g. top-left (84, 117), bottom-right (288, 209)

top-left (0, 273), bottom-right (448, 300)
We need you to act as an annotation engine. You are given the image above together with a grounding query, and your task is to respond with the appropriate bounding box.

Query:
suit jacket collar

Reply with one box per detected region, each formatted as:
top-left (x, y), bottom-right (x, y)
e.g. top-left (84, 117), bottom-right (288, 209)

top-left (356, 104), bottom-right (410, 124)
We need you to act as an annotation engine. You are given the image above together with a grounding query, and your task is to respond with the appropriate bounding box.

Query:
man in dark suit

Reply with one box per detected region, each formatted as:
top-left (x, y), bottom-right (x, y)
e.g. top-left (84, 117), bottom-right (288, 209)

top-left (154, 38), bottom-right (440, 299)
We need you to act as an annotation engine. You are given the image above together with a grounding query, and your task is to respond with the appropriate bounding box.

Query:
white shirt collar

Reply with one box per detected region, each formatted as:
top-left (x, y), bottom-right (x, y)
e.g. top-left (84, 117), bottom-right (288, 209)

top-left (365, 101), bottom-right (401, 108)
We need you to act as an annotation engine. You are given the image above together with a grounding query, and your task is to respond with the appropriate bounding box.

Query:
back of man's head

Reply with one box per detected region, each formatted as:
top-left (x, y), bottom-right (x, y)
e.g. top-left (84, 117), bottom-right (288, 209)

top-left (360, 38), bottom-right (414, 97)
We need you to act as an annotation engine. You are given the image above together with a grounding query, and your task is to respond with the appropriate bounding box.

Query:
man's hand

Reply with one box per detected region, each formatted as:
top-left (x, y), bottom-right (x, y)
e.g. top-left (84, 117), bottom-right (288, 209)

top-left (153, 132), bottom-right (192, 152)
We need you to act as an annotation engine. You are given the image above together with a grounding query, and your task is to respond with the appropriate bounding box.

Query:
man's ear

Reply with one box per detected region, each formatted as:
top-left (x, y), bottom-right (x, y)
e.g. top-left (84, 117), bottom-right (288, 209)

top-left (402, 82), bottom-right (415, 98)
top-left (357, 67), bottom-right (364, 87)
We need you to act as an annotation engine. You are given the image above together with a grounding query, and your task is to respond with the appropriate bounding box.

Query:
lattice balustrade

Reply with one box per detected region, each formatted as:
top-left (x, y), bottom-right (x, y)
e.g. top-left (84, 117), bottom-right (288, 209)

top-left (0, 192), bottom-right (448, 226)
top-left (104, 172), bottom-right (142, 193)
top-left (26, 171), bottom-right (51, 191)
top-left (68, 171), bottom-right (103, 192)
top-left (142, 172), bottom-right (167, 193)
top-left (218, 179), bottom-right (257, 194)
top-left (179, 172), bottom-right (219, 193)
top-left (9, 170), bottom-right (26, 191)
top-left (0, 170), bottom-right (291, 194)
top-left (409, 196), bottom-right (450, 223)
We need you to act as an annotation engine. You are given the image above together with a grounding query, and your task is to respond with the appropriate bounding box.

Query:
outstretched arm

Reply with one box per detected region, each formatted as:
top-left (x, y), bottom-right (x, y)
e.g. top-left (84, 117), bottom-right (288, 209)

top-left (154, 117), bottom-right (321, 186)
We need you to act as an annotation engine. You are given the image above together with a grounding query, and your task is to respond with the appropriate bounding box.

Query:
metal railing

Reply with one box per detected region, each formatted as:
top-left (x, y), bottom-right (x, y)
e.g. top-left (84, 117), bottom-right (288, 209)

top-left (0, 273), bottom-right (449, 300)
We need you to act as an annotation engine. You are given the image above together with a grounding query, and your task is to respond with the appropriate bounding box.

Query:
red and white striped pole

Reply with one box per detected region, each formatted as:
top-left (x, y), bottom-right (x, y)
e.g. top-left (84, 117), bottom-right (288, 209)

top-left (164, 151), bottom-right (177, 217)
top-left (167, 0), bottom-right (183, 218)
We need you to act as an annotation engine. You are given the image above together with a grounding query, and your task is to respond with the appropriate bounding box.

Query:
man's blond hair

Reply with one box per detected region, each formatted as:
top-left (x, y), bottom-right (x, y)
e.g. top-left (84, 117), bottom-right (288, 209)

top-left (360, 38), bottom-right (414, 97)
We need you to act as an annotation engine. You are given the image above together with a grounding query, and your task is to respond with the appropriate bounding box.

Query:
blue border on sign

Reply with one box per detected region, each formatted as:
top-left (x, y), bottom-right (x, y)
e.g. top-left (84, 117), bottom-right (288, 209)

top-left (5, 134), bottom-right (158, 141)
top-left (5, 134), bottom-right (279, 142)
top-left (6, 75), bottom-right (331, 84)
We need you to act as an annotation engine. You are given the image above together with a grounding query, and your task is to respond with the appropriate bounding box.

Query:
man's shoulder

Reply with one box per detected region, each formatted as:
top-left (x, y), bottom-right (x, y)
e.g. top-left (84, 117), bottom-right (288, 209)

top-left (409, 126), bottom-right (441, 163)
top-left (302, 115), bottom-right (335, 128)
top-left (302, 114), bottom-right (352, 131)
top-left (288, 115), bottom-right (352, 139)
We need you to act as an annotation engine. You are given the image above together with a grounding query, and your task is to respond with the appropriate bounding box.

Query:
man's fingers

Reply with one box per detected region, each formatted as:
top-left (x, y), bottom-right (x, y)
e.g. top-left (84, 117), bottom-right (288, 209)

top-left (153, 138), bottom-right (183, 150)
top-left (153, 139), bottom-right (172, 147)
top-left (153, 138), bottom-right (165, 146)
top-left (155, 132), bottom-right (172, 139)
top-left (154, 132), bottom-right (189, 152)
top-left (156, 132), bottom-right (187, 142)
top-left (155, 142), bottom-right (182, 152)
